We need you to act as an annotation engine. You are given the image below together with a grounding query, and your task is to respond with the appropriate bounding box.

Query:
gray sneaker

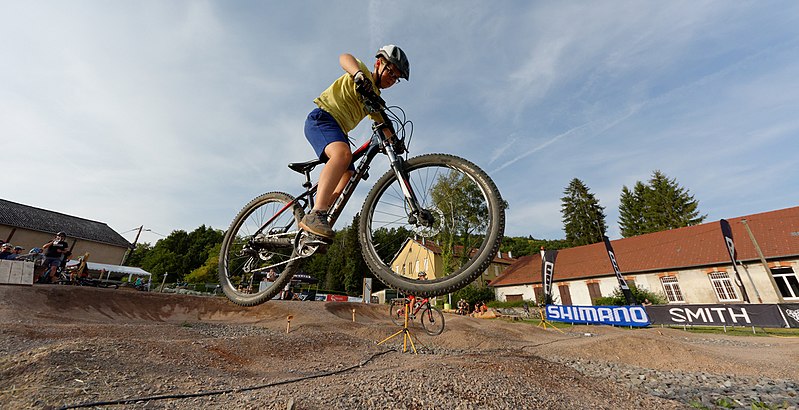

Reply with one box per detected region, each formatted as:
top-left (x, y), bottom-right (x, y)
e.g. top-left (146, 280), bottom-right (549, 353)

top-left (299, 210), bottom-right (334, 239)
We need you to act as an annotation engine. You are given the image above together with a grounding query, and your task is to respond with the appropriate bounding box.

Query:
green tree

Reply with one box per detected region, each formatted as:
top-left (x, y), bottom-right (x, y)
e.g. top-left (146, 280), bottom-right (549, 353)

top-left (593, 284), bottom-right (666, 306)
top-left (561, 178), bottom-right (607, 247)
top-left (184, 242), bottom-right (222, 285)
top-left (618, 170), bottom-right (706, 237)
top-left (499, 236), bottom-right (570, 257)
top-left (342, 214), bottom-right (368, 295)
top-left (618, 182), bottom-right (648, 237)
top-left (130, 225), bottom-right (223, 283)
top-left (452, 282), bottom-right (495, 307)
top-left (124, 242), bottom-right (152, 267)
top-left (431, 170), bottom-right (490, 274)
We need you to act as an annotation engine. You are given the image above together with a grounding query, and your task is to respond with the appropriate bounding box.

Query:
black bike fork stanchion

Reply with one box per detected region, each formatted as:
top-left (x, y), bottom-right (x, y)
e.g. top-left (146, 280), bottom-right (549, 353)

top-left (378, 300), bottom-right (420, 354)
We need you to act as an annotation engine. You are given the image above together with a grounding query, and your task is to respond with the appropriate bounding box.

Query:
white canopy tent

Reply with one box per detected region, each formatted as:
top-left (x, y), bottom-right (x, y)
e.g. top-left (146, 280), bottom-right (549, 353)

top-left (66, 259), bottom-right (152, 282)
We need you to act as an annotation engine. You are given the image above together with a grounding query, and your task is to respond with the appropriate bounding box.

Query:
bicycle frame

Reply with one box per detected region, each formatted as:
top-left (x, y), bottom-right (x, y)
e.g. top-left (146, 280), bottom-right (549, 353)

top-left (402, 296), bottom-right (431, 318)
top-left (254, 111), bottom-right (422, 242)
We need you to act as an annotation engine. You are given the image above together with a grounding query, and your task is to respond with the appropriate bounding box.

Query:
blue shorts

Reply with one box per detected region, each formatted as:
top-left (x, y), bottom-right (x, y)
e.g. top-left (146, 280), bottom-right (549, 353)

top-left (45, 257), bottom-right (61, 268)
top-left (304, 108), bottom-right (355, 171)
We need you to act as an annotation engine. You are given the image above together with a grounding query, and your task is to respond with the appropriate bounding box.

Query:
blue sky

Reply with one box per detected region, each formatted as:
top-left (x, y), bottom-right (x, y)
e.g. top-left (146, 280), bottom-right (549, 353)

top-left (3, 1), bottom-right (798, 246)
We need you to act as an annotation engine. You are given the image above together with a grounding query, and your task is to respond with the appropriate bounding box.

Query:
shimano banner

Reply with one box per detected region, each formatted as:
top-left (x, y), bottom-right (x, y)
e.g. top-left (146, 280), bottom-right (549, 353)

top-left (646, 304), bottom-right (786, 327)
top-left (545, 304), bottom-right (650, 327)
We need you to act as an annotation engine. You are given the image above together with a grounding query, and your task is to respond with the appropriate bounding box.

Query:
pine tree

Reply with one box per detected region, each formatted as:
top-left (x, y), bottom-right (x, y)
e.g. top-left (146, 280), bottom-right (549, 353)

top-left (618, 170), bottom-right (706, 237)
top-left (561, 178), bottom-right (607, 247)
top-left (618, 182), bottom-right (648, 237)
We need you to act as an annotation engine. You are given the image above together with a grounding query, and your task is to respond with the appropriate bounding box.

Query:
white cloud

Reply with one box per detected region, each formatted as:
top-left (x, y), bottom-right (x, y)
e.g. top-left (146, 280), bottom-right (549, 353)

top-left (3, 1), bottom-right (798, 245)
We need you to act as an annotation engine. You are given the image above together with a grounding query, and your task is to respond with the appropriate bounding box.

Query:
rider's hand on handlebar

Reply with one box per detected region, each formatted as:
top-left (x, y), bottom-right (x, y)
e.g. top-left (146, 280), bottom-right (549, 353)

top-left (353, 71), bottom-right (372, 94)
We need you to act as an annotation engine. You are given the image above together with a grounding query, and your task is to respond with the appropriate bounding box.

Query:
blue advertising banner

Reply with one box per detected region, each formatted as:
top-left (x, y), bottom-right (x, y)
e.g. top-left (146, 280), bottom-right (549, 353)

top-left (545, 304), bottom-right (650, 327)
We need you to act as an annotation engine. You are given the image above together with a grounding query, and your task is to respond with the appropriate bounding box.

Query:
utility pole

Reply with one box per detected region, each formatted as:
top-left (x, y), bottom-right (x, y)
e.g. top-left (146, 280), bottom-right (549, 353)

top-left (741, 219), bottom-right (784, 303)
top-left (120, 225), bottom-right (144, 265)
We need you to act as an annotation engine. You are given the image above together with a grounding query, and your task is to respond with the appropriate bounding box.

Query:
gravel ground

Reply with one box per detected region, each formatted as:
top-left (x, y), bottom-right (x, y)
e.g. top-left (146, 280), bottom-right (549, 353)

top-left (1, 286), bottom-right (797, 409)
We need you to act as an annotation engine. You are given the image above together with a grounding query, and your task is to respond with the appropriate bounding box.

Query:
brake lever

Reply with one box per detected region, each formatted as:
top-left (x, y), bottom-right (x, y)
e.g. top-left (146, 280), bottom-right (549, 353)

top-left (357, 86), bottom-right (385, 113)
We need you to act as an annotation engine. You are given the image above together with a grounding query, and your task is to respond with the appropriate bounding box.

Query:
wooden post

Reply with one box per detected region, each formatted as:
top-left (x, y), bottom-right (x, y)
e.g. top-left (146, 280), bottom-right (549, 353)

top-left (352, 309), bottom-right (356, 322)
top-left (286, 315), bottom-right (293, 333)
top-left (159, 273), bottom-right (168, 293)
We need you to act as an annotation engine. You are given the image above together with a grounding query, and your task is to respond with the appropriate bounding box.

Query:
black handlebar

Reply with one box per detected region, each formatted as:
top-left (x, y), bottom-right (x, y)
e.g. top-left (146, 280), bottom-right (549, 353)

top-left (356, 84), bottom-right (406, 155)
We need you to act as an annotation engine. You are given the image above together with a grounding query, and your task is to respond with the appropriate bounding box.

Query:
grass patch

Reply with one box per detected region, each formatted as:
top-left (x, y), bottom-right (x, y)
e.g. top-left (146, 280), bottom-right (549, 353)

top-left (659, 325), bottom-right (799, 337)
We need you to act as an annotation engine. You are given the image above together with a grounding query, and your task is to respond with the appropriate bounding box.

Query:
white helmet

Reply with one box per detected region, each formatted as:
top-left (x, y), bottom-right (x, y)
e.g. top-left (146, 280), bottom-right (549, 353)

top-left (376, 44), bottom-right (410, 80)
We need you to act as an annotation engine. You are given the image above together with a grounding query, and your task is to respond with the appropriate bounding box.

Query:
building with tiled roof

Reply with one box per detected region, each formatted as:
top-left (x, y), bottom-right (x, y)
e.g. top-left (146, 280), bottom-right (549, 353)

top-left (0, 198), bottom-right (132, 265)
top-left (390, 238), bottom-right (515, 285)
top-left (491, 206), bottom-right (799, 305)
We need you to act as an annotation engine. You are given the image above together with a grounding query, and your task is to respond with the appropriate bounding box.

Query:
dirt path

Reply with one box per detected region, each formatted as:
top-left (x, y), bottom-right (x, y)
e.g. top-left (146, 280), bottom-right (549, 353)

top-left (1, 286), bottom-right (796, 409)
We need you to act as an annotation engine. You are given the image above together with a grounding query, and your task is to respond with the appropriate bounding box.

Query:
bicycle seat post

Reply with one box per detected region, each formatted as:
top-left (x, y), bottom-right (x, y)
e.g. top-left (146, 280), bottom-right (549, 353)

top-left (302, 170), bottom-right (314, 209)
top-left (302, 170), bottom-right (312, 189)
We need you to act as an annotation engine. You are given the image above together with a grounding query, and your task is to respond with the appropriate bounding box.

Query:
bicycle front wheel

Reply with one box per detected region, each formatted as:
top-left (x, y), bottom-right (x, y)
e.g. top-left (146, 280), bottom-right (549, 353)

top-left (359, 154), bottom-right (505, 297)
top-left (420, 306), bottom-right (445, 336)
top-left (218, 192), bottom-right (304, 306)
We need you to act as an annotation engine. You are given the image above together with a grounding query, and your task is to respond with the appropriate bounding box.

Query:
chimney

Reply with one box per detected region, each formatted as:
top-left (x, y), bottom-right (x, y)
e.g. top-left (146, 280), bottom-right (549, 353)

top-left (497, 250), bottom-right (502, 259)
top-left (540, 246), bottom-right (545, 259)
top-left (508, 250), bottom-right (513, 259)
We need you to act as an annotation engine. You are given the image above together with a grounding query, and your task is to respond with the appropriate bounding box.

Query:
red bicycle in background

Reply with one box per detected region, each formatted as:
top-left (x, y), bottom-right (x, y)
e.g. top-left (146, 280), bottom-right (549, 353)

top-left (389, 296), bottom-right (445, 336)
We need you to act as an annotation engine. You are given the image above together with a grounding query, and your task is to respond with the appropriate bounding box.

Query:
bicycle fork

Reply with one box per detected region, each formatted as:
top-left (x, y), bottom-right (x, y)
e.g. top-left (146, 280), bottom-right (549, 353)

top-left (382, 142), bottom-right (435, 228)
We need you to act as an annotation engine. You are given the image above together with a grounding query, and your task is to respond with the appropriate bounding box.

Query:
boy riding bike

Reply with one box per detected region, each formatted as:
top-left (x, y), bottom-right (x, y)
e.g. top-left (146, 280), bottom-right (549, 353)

top-left (299, 45), bottom-right (410, 239)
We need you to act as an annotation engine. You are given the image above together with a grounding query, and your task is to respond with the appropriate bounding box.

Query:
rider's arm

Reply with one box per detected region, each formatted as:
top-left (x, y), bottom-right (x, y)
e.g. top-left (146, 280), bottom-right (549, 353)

top-left (339, 54), bottom-right (362, 76)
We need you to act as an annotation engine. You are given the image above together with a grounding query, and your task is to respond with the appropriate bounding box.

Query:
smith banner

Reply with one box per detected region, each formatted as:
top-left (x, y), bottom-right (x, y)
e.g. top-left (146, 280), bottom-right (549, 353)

top-left (545, 304), bottom-right (650, 327)
top-left (777, 304), bottom-right (799, 328)
top-left (646, 304), bottom-right (786, 327)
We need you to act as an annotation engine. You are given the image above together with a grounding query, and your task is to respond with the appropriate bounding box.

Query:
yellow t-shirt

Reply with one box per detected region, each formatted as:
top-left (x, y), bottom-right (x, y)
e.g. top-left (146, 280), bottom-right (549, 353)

top-left (314, 59), bottom-right (382, 133)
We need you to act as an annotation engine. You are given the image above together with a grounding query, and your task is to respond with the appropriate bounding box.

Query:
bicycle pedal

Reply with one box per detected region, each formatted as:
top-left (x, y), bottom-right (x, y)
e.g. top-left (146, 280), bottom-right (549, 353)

top-left (305, 233), bottom-right (333, 245)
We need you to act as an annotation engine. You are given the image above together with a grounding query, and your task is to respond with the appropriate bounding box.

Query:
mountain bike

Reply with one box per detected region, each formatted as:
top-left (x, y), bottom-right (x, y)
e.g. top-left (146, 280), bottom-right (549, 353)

top-left (389, 296), bottom-right (445, 336)
top-left (218, 85), bottom-right (505, 306)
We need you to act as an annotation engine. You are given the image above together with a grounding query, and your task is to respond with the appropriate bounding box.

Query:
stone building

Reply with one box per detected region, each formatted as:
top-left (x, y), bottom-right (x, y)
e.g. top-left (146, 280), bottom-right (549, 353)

top-left (0, 199), bottom-right (131, 265)
top-left (390, 238), bottom-right (515, 284)
top-left (491, 206), bottom-right (799, 305)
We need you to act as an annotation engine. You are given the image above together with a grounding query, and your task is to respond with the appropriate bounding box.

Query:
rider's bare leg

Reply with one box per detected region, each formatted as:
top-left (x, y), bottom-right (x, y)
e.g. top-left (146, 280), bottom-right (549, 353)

top-left (314, 141), bottom-right (353, 210)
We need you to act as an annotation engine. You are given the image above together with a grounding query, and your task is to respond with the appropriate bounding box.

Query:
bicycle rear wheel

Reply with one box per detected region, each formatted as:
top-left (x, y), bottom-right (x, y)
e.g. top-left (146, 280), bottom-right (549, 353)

top-left (218, 192), bottom-right (304, 306)
top-left (388, 298), bottom-right (408, 326)
top-left (359, 154), bottom-right (505, 297)
top-left (420, 306), bottom-right (445, 336)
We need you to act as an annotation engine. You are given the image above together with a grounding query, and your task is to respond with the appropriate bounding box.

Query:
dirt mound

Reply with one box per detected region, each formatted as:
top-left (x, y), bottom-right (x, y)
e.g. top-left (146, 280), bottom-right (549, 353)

top-left (1, 285), bottom-right (796, 409)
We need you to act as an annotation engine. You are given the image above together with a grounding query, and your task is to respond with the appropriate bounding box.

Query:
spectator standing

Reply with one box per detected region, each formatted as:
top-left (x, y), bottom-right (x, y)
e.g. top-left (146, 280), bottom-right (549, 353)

top-left (0, 243), bottom-right (14, 259)
top-left (6, 246), bottom-right (25, 260)
top-left (40, 232), bottom-right (69, 283)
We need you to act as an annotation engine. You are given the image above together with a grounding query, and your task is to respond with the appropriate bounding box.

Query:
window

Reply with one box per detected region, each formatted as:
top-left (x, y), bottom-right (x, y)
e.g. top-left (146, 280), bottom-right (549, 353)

top-left (506, 294), bottom-right (523, 302)
top-left (587, 282), bottom-right (602, 305)
top-left (558, 284), bottom-right (572, 305)
top-left (660, 276), bottom-right (684, 303)
top-left (709, 271), bottom-right (739, 302)
top-left (772, 267), bottom-right (799, 299)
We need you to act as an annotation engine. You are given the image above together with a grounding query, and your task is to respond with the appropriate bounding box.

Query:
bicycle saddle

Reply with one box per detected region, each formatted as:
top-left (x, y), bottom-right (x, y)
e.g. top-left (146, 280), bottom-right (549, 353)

top-left (288, 159), bottom-right (323, 174)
